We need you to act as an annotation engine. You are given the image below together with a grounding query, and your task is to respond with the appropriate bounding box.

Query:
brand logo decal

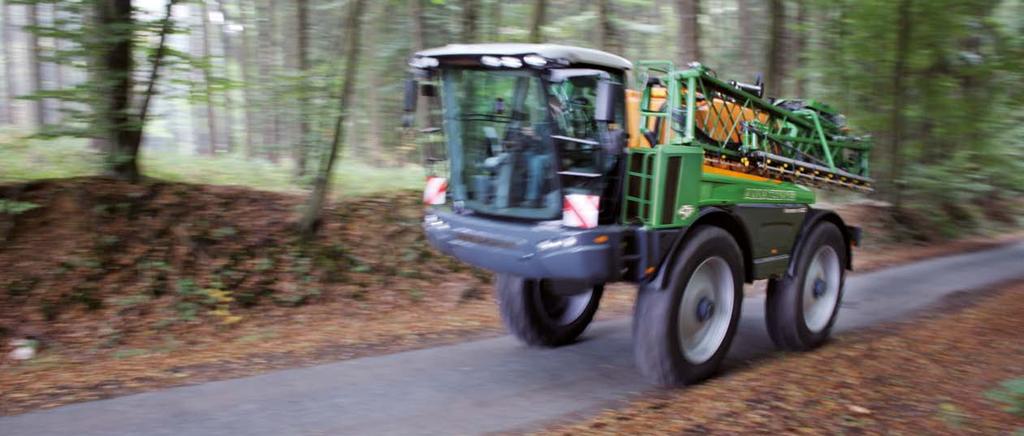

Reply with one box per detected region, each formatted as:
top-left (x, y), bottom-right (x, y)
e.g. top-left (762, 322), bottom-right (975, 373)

top-left (743, 188), bottom-right (797, 201)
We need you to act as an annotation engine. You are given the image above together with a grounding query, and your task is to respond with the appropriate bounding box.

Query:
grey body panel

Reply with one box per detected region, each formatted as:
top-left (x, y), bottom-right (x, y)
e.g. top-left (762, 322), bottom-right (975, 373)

top-left (424, 211), bottom-right (624, 283)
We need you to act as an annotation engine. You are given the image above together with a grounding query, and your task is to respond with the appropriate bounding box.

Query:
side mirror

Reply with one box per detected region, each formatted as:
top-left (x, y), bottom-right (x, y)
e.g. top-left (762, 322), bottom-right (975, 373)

top-left (403, 79), bottom-right (418, 113)
top-left (595, 80), bottom-right (622, 123)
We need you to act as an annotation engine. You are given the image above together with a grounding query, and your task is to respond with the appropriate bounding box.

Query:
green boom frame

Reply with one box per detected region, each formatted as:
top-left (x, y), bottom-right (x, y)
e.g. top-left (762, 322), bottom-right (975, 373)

top-left (620, 62), bottom-right (872, 230)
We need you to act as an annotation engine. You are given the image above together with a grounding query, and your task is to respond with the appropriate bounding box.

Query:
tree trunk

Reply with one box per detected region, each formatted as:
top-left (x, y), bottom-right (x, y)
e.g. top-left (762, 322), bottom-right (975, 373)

top-left (50, 3), bottom-right (64, 124)
top-left (255, 0), bottom-right (277, 161)
top-left (269, 2), bottom-right (283, 160)
top-left (792, 0), bottom-right (808, 97)
top-left (737, 0), bottom-right (753, 74)
top-left (765, 0), bottom-right (785, 97)
top-left (299, 0), bottom-right (367, 237)
top-left (364, 0), bottom-right (384, 165)
top-left (295, 0), bottom-right (310, 176)
top-left (490, 0), bottom-right (501, 42)
top-left (462, 0), bottom-right (478, 43)
top-left (411, 0), bottom-right (430, 130)
top-left (238, 0), bottom-right (257, 158)
top-left (95, 0), bottom-right (138, 181)
top-left (597, 0), bottom-right (619, 53)
top-left (411, 0), bottom-right (425, 50)
top-left (27, 3), bottom-right (44, 127)
top-left (200, 0), bottom-right (220, 153)
top-left (1, 1), bottom-right (13, 124)
top-left (528, 0), bottom-right (545, 43)
top-left (889, 0), bottom-right (912, 211)
top-left (214, 0), bottom-right (235, 153)
top-left (675, 0), bottom-right (700, 65)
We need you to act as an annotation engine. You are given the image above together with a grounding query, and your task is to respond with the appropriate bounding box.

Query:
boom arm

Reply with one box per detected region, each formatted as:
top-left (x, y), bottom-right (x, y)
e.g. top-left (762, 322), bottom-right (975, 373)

top-left (627, 62), bottom-right (873, 192)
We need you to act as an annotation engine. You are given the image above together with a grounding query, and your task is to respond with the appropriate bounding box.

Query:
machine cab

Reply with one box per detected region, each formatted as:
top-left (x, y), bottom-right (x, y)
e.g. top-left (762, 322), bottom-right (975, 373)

top-left (405, 44), bottom-right (631, 226)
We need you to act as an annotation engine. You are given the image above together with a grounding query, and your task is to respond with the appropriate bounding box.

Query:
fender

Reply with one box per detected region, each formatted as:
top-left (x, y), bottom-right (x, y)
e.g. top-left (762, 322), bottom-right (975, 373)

top-left (785, 208), bottom-right (858, 277)
top-left (647, 206), bottom-right (755, 291)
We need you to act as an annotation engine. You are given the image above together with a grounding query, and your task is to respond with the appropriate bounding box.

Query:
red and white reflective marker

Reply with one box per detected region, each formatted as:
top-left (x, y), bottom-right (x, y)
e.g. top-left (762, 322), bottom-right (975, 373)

top-left (563, 194), bottom-right (600, 229)
top-left (423, 176), bottom-right (447, 205)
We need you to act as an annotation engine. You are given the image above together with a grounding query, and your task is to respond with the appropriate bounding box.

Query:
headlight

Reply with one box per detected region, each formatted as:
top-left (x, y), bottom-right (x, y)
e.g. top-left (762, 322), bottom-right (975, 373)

top-left (480, 56), bottom-right (502, 67)
top-left (523, 55), bottom-right (547, 67)
top-left (536, 236), bottom-right (578, 251)
top-left (409, 57), bottom-right (439, 69)
top-left (499, 56), bottom-right (523, 68)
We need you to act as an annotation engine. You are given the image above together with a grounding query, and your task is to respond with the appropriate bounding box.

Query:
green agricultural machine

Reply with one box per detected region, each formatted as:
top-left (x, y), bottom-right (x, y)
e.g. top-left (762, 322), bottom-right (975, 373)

top-left (405, 44), bottom-right (871, 386)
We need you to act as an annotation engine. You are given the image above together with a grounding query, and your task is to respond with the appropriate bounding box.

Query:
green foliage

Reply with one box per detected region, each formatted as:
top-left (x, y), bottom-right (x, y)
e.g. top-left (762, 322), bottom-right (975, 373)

top-left (0, 136), bottom-right (424, 197)
top-left (0, 199), bottom-right (41, 215)
top-left (986, 378), bottom-right (1024, 416)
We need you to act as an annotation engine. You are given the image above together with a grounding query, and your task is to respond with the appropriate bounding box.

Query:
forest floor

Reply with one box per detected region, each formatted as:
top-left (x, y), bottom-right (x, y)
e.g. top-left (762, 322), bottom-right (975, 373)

top-left (1, 177), bottom-right (1021, 416)
top-left (543, 281), bottom-right (1024, 435)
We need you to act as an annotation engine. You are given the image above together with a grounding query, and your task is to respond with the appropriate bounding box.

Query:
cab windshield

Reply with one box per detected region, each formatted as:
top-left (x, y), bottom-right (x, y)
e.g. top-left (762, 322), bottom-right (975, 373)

top-left (440, 68), bottom-right (612, 220)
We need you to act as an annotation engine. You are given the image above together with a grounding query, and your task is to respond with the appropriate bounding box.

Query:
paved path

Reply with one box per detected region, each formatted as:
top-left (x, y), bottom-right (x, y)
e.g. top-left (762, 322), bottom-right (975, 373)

top-left (4, 242), bottom-right (1023, 436)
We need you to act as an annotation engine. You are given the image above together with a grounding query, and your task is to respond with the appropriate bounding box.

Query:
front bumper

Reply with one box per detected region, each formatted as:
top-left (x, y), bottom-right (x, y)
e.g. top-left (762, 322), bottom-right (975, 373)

top-left (423, 211), bottom-right (625, 283)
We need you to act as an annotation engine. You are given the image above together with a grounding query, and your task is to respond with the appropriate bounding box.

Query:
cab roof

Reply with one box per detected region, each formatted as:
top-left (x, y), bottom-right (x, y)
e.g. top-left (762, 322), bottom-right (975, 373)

top-left (414, 43), bottom-right (632, 71)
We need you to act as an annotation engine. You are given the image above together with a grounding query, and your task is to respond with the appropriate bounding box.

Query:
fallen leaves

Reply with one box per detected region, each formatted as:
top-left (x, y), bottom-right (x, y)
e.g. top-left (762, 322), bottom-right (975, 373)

top-left (542, 282), bottom-right (1024, 435)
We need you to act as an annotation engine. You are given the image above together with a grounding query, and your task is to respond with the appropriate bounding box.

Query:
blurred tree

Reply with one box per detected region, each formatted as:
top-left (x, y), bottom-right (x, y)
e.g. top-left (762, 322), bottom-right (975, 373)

top-left (462, 0), bottom-right (478, 43)
top-left (255, 0), bottom-right (276, 161)
top-left (676, 0), bottom-right (700, 64)
top-left (26, 2), bottom-right (43, 127)
top-left (489, 0), bottom-right (501, 42)
top-left (887, 0), bottom-right (911, 210)
top-left (199, 0), bottom-right (221, 154)
top-left (529, 0), bottom-right (545, 43)
top-left (96, 0), bottom-right (176, 181)
top-left (295, 0), bottom-right (310, 176)
top-left (765, 0), bottom-right (785, 96)
top-left (737, 0), bottom-right (753, 74)
top-left (792, 0), bottom-right (807, 97)
top-left (1, 0), bottom-right (13, 124)
top-left (300, 0), bottom-right (366, 237)
top-left (238, 0), bottom-right (257, 158)
top-left (597, 0), bottom-right (619, 53)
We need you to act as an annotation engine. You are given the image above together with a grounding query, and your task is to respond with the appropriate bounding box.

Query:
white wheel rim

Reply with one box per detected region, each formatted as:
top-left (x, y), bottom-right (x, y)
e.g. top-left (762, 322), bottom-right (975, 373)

top-left (802, 245), bottom-right (841, 333)
top-left (677, 257), bottom-right (735, 364)
top-left (538, 284), bottom-right (593, 326)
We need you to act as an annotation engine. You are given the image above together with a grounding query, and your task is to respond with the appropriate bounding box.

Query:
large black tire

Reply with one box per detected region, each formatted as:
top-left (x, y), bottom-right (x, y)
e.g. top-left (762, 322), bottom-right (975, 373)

top-left (496, 274), bottom-right (603, 347)
top-left (633, 226), bottom-right (744, 387)
top-left (766, 221), bottom-right (847, 351)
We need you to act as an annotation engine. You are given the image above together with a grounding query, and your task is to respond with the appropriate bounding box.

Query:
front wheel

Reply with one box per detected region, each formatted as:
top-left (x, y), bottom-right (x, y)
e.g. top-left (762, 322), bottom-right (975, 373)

top-left (633, 226), bottom-right (744, 387)
top-left (496, 274), bottom-right (603, 347)
top-left (765, 221), bottom-right (847, 351)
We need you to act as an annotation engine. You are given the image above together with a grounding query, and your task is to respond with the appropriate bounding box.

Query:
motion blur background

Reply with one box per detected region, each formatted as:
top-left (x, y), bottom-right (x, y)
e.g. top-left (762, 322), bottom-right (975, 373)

top-left (1, 0), bottom-right (1022, 236)
top-left (1, 0), bottom-right (1024, 427)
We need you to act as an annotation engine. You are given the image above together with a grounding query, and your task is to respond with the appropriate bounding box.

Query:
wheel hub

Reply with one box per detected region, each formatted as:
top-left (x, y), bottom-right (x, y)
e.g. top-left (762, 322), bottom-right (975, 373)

top-left (802, 245), bottom-right (842, 333)
top-left (677, 256), bottom-right (735, 365)
top-left (696, 297), bottom-right (715, 322)
top-left (812, 278), bottom-right (827, 299)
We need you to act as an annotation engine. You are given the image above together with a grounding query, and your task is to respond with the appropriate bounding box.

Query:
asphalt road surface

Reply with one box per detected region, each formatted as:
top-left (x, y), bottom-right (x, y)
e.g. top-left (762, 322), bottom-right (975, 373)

top-left (4, 241), bottom-right (1023, 436)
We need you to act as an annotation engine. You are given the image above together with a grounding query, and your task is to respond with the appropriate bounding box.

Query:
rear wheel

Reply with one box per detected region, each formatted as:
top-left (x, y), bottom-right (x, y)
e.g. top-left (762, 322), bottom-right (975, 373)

top-left (766, 221), bottom-right (847, 351)
top-left (496, 274), bottom-right (603, 347)
top-left (633, 226), bottom-right (744, 386)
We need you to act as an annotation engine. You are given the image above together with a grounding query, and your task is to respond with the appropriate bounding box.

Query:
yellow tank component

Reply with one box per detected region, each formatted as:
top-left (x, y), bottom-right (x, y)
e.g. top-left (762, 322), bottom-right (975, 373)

top-left (626, 89), bottom-right (644, 148)
top-left (648, 87), bottom-right (669, 146)
top-left (701, 164), bottom-right (780, 184)
top-left (683, 87), bottom-right (770, 144)
top-left (629, 85), bottom-right (770, 148)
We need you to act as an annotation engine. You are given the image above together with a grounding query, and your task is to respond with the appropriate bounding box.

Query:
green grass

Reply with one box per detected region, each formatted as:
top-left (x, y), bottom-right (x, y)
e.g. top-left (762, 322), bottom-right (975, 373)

top-left (0, 134), bottom-right (424, 198)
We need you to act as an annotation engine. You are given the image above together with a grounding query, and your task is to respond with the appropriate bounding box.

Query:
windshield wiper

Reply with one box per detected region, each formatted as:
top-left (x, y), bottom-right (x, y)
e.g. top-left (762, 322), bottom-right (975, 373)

top-left (459, 113), bottom-right (512, 122)
top-left (552, 135), bottom-right (599, 146)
